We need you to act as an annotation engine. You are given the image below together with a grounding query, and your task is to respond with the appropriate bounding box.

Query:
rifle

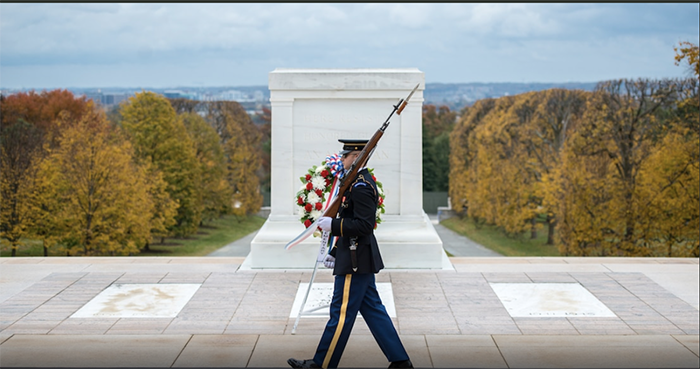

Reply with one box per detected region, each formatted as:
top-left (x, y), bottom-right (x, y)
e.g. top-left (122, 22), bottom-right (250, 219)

top-left (288, 83), bottom-right (420, 335)
top-left (285, 82), bottom-right (420, 250)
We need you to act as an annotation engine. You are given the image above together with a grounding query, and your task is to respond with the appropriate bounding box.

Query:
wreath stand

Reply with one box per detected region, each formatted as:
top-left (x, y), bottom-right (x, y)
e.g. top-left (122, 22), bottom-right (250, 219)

top-left (291, 230), bottom-right (333, 335)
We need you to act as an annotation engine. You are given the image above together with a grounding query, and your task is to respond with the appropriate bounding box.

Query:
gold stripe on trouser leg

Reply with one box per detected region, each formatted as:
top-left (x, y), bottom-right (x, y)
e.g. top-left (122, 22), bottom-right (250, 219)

top-left (322, 274), bottom-right (352, 369)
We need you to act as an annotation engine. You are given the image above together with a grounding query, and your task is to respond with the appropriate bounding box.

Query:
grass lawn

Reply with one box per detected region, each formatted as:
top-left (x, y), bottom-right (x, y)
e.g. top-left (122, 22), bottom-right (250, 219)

top-left (440, 216), bottom-right (560, 257)
top-left (139, 215), bottom-right (266, 256)
top-left (0, 214), bottom-right (266, 257)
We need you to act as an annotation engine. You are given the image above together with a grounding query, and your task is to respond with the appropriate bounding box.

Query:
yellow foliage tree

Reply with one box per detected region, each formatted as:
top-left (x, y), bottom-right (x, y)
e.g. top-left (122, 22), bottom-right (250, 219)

top-left (181, 112), bottom-right (232, 222)
top-left (223, 111), bottom-right (263, 217)
top-left (527, 89), bottom-right (589, 244)
top-left (674, 41), bottom-right (700, 78)
top-left (453, 96), bottom-right (518, 227)
top-left (34, 110), bottom-right (156, 255)
top-left (637, 127), bottom-right (699, 256)
top-left (636, 78), bottom-right (699, 256)
top-left (120, 91), bottom-right (202, 237)
top-left (170, 100), bottom-right (265, 217)
top-left (449, 98), bottom-right (496, 216)
top-left (557, 78), bottom-right (691, 256)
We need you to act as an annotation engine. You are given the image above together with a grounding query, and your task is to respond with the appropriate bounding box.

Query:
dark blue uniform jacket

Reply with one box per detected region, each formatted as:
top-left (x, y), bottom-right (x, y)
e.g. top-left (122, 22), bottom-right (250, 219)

top-left (329, 168), bottom-right (384, 275)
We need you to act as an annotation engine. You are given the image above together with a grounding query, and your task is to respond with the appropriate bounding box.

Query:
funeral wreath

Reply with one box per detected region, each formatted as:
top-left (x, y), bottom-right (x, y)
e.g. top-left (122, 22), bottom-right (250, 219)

top-left (295, 153), bottom-right (385, 235)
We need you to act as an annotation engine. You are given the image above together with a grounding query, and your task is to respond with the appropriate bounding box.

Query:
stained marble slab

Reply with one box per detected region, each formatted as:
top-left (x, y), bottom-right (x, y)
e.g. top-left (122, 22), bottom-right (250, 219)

top-left (490, 282), bottom-right (617, 318)
top-left (71, 284), bottom-right (201, 318)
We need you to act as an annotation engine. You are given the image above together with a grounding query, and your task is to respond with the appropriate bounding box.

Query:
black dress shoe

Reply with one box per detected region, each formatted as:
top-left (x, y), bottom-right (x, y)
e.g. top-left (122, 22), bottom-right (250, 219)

top-left (388, 359), bottom-right (413, 368)
top-left (287, 358), bottom-right (321, 368)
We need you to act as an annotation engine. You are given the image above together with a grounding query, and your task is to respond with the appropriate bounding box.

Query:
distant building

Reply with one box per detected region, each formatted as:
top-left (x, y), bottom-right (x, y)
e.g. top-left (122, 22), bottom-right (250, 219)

top-left (83, 90), bottom-right (103, 104)
top-left (163, 90), bottom-right (185, 99)
top-left (102, 93), bottom-right (128, 105)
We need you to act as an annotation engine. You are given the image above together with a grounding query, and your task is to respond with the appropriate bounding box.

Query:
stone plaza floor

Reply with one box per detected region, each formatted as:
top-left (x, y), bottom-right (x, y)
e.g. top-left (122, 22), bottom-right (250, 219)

top-left (0, 256), bottom-right (698, 368)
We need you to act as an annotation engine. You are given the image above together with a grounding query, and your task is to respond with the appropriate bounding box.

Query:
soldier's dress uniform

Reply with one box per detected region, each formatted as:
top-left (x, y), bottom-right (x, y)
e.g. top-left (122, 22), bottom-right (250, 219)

top-left (289, 139), bottom-right (412, 369)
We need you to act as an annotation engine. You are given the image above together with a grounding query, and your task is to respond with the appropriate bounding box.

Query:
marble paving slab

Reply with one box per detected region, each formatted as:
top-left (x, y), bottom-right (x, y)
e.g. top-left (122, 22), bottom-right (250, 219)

top-left (490, 283), bottom-right (617, 318)
top-left (290, 282), bottom-right (396, 318)
top-left (71, 284), bottom-right (201, 318)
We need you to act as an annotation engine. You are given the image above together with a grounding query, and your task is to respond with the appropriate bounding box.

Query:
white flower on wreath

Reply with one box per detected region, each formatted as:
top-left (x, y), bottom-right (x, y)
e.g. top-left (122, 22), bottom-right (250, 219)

top-left (307, 191), bottom-right (321, 205)
top-left (312, 176), bottom-right (327, 191)
top-left (309, 209), bottom-right (323, 221)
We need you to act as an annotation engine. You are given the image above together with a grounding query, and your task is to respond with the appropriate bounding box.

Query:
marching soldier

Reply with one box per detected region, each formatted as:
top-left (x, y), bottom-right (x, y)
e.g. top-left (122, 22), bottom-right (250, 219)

top-left (288, 139), bottom-right (413, 369)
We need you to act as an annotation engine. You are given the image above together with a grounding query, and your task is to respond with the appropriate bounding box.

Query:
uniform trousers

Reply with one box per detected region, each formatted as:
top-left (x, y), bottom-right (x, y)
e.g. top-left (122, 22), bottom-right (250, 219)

top-left (312, 273), bottom-right (409, 368)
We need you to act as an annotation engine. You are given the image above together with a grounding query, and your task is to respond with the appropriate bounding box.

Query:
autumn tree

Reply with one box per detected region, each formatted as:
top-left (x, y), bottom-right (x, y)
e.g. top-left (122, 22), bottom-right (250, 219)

top-left (526, 89), bottom-right (589, 244)
top-left (635, 78), bottom-right (699, 256)
top-left (204, 101), bottom-right (263, 217)
top-left (32, 110), bottom-right (157, 255)
top-left (0, 90), bottom-right (91, 136)
top-left (181, 112), bottom-right (232, 222)
top-left (120, 91), bottom-right (202, 237)
top-left (674, 41), bottom-right (700, 78)
top-left (0, 90), bottom-right (90, 255)
top-left (450, 96), bottom-right (519, 228)
top-left (221, 109), bottom-right (263, 217)
top-left (557, 78), bottom-right (688, 256)
top-left (169, 99), bottom-right (266, 215)
top-left (449, 98), bottom-right (496, 218)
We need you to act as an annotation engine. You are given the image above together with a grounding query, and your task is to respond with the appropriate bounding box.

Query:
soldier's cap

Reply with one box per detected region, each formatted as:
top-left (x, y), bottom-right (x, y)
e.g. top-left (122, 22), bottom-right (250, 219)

top-left (339, 139), bottom-right (369, 155)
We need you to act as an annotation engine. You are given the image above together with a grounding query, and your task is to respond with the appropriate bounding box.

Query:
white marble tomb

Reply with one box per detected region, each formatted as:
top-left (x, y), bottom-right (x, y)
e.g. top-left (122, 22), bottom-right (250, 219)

top-left (246, 68), bottom-right (445, 269)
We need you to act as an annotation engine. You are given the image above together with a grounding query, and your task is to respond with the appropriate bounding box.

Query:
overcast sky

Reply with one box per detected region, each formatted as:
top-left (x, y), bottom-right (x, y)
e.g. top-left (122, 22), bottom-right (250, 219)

top-left (1, 3), bottom-right (698, 89)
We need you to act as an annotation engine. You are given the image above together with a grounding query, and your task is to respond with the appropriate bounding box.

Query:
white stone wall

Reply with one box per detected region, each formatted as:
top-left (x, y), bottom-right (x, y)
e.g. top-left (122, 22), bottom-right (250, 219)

top-left (247, 68), bottom-right (445, 269)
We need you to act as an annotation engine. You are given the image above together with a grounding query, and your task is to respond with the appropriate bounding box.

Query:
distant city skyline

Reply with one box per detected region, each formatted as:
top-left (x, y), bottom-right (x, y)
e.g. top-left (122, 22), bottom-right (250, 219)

top-left (1, 3), bottom-right (698, 89)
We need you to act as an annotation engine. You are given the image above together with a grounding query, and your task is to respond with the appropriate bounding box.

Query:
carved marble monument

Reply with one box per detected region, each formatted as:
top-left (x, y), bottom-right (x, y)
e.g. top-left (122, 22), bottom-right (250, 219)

top-left (246, 68), bottom-right (446, 269)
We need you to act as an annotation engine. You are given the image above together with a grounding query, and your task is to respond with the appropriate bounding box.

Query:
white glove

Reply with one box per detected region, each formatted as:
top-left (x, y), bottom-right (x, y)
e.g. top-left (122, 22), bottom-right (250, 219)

top-left (323, 255), bottom-right (335, 269)
top-left (317, 217), bottom-right (332, 232)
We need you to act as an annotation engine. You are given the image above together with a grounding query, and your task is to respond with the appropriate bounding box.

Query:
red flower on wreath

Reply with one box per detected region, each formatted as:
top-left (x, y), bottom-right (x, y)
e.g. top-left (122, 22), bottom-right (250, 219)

top-left (296, 156), bottom-right (386, 234)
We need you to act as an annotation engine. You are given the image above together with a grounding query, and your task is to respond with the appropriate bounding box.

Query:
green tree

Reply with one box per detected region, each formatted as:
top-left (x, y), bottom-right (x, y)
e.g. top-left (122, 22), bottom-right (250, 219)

top-left (0, 120), bottom-right (42, 255)
top-left (423, 105), bottom-right (456, 192)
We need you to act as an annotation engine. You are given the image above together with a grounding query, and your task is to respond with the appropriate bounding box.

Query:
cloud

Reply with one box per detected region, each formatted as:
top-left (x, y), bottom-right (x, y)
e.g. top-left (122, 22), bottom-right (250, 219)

top-left (1, 3), bottom-right (697, 88)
